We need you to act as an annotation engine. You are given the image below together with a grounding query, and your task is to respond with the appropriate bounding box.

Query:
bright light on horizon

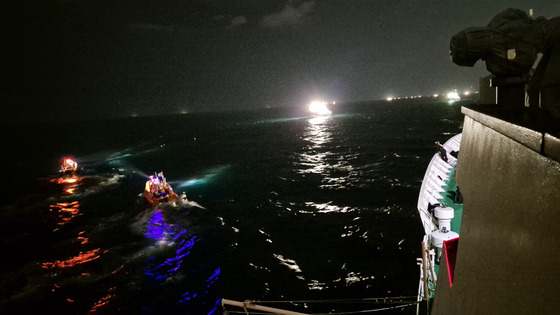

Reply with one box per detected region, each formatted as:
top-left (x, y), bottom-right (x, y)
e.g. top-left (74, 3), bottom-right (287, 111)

top-left (447, 91), bottom-right (460, 100)
top-left (308, 101), bottom-right (332, 116)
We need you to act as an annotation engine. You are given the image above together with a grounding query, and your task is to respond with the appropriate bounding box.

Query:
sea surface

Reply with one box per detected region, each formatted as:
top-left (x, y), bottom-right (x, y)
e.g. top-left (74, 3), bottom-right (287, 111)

top-left (0, 99), bottom-right (467, 314)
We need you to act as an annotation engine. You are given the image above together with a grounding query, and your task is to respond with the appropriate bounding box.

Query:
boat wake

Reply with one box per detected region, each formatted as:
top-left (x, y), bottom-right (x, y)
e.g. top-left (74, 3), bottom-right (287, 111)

top-left (176, 192), bottom-right (206, 209)
top-left (172, 165), bottom-right (230, 189)
top-left (56, 173), bottom-right (126, 199)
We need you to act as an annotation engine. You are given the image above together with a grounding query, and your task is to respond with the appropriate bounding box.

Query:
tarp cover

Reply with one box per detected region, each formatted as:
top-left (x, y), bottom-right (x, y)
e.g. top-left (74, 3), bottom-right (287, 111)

top-left (450, 8), bottom-right (545, 76)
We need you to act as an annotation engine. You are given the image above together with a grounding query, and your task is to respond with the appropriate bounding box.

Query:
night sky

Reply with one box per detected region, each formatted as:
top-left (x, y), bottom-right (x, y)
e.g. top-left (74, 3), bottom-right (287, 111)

top-left (4, 0), bottom-right (559, 122)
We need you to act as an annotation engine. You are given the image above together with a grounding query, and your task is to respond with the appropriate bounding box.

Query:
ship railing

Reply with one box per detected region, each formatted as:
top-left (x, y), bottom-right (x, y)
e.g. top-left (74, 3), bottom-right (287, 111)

top-left (222, 297), bottom-right (421, 315)
top-left (221, 299), bottom-right (307, 315)
top-left (417, 238), bottom-right (437, 315)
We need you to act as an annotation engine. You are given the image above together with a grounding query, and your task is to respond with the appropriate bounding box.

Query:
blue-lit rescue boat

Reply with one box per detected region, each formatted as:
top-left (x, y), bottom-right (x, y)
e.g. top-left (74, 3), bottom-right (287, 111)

top-left (144, 172), bottom-right (179, 206)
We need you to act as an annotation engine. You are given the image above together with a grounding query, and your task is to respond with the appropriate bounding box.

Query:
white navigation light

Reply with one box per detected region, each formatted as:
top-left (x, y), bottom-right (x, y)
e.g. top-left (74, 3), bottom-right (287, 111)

top-left (308, 101), bottom-right (332, 116)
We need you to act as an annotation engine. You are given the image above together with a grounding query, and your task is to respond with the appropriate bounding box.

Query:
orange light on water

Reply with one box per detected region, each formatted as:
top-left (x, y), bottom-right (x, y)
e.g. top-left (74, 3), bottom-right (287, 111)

top-left (57, 176), bottom-right (79, 184)
top-left (50, 201), bottom-right (81, 226)
top-left (89, 287), bottom-right (117, 313)
top-left (41, 248), bottom-right (106, 269)
top-left (78, 236), bottom-right (89, 245)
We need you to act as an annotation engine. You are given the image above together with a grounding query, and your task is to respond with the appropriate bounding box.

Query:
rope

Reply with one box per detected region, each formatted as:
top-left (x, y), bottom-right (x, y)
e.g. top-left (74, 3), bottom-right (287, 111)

top-left (313, 302), bottom-right (420, 314)
top-left (249, 296), bottom-right (419, 305)
top-left (223, 302), bottom-right (420, 314)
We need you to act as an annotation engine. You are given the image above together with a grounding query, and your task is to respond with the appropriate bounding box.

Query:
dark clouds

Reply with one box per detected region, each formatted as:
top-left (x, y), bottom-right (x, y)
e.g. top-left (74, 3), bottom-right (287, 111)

top-left (4, 0), bottom-right (559, 122)
top-left (261, 1), bottom-right (315, 28)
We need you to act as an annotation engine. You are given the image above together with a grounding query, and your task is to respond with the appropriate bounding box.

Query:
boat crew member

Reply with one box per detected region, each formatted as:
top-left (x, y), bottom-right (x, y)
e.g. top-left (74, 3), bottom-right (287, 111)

top-left (435, 141), bottom-right (448, 162)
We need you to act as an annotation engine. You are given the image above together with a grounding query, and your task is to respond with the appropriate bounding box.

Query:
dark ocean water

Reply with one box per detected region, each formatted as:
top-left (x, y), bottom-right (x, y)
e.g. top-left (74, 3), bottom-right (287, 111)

top-left (0, 99), bottom-right (466, 314)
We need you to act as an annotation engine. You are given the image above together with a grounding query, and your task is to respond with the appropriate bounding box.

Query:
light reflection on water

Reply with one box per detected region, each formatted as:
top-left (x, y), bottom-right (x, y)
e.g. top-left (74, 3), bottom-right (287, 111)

top-left (89, 287), bottom-right (117, 313)
top-left (297, 115), bottom-right (359, 187)
top-left (49, 201), bottom-right (82, 226)
top-left (295, 115), bottom-right (360, 214)
top-left (179, 267), bottom-right (221, 304)
top-left (305, 116), bottom-right (332, 146)
top-left (144, 208), bottom-right (198, 282)
top-left (41, 248), bottom-right (105, 269)
top-left (297, 115), bottom-right (333, 175)
top-left (44, 183), bottom-right (106, 270)
top-left (295, 114), bottom-right (394, 194)
top-left (141, 206), bottom-right (221, 312)
top-left (303, 201), bottom-right (354, 213)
